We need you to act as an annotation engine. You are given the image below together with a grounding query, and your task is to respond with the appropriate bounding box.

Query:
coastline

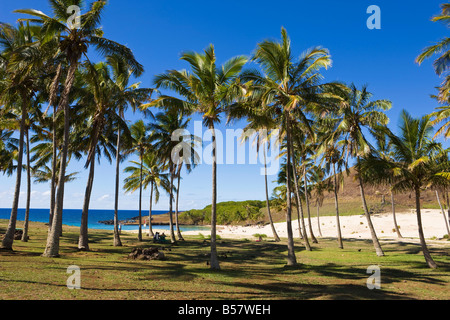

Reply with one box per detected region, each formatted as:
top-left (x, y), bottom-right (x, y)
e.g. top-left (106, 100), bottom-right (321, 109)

top-left (130, 209), bottom-right (450, 245)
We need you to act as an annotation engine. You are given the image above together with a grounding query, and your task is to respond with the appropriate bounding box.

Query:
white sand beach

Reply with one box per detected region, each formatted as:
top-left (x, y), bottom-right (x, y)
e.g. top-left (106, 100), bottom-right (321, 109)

top-left (146, 209), bottom-right (450, 245)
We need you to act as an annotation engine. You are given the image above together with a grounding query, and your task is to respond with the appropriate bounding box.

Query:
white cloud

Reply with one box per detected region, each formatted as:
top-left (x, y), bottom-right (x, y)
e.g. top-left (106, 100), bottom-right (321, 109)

top-left (97, 194), bottom-right (111, 202)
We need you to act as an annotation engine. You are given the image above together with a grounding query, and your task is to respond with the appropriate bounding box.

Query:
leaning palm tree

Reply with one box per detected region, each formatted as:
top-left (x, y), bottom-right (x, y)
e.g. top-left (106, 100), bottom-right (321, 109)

top-left (416, 3), bottom-right (450, 103)
top-left (149, 45), bottom-right (248, 269)
top-left (331, 84), bottom-right (391, 257)
top-left (360, 110), bottom-right (439, 268)
top-left (16, 0), bottom-right (143, 257)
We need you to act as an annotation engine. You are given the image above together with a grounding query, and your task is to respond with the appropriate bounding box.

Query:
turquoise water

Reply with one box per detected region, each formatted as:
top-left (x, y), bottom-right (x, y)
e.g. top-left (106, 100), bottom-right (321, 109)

top-left (0, 208), bottom-right (209, 232)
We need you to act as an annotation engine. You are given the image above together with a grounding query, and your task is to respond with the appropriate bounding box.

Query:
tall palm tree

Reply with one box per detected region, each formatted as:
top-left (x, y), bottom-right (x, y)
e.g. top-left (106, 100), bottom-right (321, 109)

top-left (0, 22), bottom-right (44, 250)
top-left (416, 3), bottom-right (450, 103)
top-left (106, 54), bottom-right (153, 247)
top-left (125, 120), bottom-right (152, 242)
top-left (148, 112), bottom-right (193, 243)
top-left (123, 152), bottom-right (169, 238)
top-left (149, 45), bottom-right (248, 269)
top-left (17, 0), bottom-right (143, 257)
top-left (309, 164), bottom-right (333, 238)
top-left (369, 126), bottom-right (404, 238)
top-left (331, 84), bottom-right (391, 257)
top-left (360, 110), bottom-right (439, 268)
top-left (230, 106), bottom-right (281, 242)
top-left (240, 28), bottom-right (340, 264)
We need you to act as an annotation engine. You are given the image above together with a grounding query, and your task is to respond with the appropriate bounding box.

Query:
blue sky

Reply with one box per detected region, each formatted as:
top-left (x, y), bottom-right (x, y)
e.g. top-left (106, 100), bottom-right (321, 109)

top-left (0, 0), bottom-right (447, 211)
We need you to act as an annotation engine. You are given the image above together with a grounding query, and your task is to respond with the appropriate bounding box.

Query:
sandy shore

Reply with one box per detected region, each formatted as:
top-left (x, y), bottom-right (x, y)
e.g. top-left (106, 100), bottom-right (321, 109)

top-left (130, 209), bottom-right (450, 245)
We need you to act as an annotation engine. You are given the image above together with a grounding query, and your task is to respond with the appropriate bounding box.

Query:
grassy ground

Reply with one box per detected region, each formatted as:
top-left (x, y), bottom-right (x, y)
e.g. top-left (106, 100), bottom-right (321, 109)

top-left (0, 219), bottom-right (449, 300)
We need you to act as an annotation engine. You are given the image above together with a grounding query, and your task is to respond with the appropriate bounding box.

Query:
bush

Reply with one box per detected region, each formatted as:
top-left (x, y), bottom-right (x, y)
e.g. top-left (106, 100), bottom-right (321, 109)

top-left (179, 200), bottom-right (265, 225)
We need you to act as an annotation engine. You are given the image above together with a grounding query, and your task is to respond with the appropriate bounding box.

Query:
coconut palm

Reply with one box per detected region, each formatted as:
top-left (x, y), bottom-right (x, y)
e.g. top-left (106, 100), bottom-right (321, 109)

top-left (416, 3), bottom-right (450, 102)
top-left (360, 110), bottom-right (439, 268)
top-left (16, 0), bottom-right (144, 257)
top-left (331, 84), bottom-right (391, 257)
top-left (149, 44), bottom-right (248, 269)
top-left (239, 27), bottom-right (344, 264)
top-left (0, 22), bottom-right (45, 250)
top-left (106, 54), bottom-right (153, 247)
top-left (309, 164), bottom-right (333, 238)
top-left (148, 111), bottom-right (193, 243)
top-left (230, 106), bottom-right (281, 242)
top-left (123, 152), bottom-right (169, 238)
top-left (369, 126), bottom-right (404, 238)
top-left (124, 120), bottom-right (152, 242)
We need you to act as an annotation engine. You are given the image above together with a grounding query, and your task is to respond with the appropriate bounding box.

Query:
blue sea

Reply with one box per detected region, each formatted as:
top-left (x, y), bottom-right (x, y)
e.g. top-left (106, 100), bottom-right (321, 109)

top-left (0, 208), bottom-right (209, 232)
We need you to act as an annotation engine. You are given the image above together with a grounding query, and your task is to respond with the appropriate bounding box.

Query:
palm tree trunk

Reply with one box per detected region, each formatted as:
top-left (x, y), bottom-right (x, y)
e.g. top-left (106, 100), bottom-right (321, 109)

top-left (209, 124), bottom-right (220, 270)
top-left (289, 136), bottom-right (310, 251)
top-left (175, 164), bottom-right (184, 241)
top-left (391, 188), bottom-right (403, 238)
top-left (447, 192), bottom-right (450, 230)
top-left (436, 190), bottom-right (450, 236)
top-left (316, 203), bottom-right (322, 237)
top-left (264, 146), bottom-right (280, 242)
top-left (333, 163), bottom-right (343, 249)
top-left (168, 163), bottom-right (176, 243)
top-left (43, 59), bottom-right (78, 258)
top-left (285, 118), bottom-right (297, 265)
top-left (304, 166), bottom-right (318, 243)
top-left (48, 64), bottom-right (61, 233)
top-left (148, 182), bottom-right (154, 238)
top-left (1, 96), bottom-right (27, 250)
top-left (49, 106), bottom-right (57, 232)
top-left (21, 126), bottom-right (31, 242)
top-left (415, 187), bottom-right (438, 268)
top-left (78, 152), bottom-right (96, 251)
top-left (357, 160), bottom-right (384, 257)
top-left (113, 128), bottom-right (122, 246)
top-left (138, 155), bottom-right (143, 242)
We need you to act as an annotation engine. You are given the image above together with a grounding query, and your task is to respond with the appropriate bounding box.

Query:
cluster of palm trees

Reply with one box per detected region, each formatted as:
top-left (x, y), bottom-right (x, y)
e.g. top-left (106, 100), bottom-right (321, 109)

top-left (0, 1), bottom-right (449, 271)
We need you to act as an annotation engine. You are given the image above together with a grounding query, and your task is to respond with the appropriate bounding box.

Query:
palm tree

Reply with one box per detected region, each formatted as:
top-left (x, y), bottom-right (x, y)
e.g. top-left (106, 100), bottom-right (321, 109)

top-left (148, 112), bottom-right (193, 243)
top-left (123, 152), bottom-right (169, 238)
top-left (331, 84), bottom-right (391, 257)
top-left (416, 3), bottom-right (450, 103)
top-left (0, 22), bottom-right (44, 250)
top-left (173, 135), bottom-right (199, 241)
top-left (317, 117), bottom-right (348, 249)
top-left (125, 120), bottom-right (152, 242)
top-left (360, 110), bottom-right (439, 268)
top-left (369, 126), bottom-right (404, 238)
top-left (240, 28), bottom-right (340, 263)
top-left (429, 147), bottom-right (450, 236)
top-left (230, 106), bottom-right (281, 242)
top-left (106, 54), bottom-right (153, 247)
top-left (309, 165), bottom-right (333, 238)
top-left (17, 0), bottom-right (143, 257)
top-left (149, 45), bottom-right (248, 269)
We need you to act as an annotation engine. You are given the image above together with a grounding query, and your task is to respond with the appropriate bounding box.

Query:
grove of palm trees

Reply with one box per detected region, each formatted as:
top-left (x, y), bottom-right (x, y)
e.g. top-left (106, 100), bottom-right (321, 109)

top-left (0, 0), bottom-right (449, 302)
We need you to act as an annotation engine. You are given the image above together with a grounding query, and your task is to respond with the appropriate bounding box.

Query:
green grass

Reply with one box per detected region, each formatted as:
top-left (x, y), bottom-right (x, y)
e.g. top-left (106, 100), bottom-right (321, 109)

top-left (0, 219), bottom-right (449, 300)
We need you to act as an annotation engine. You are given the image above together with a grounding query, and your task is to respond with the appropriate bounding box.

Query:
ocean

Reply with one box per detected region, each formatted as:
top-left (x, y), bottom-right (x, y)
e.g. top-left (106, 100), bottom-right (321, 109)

top-left (0, 208), bottom-right (209, 232)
